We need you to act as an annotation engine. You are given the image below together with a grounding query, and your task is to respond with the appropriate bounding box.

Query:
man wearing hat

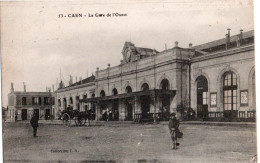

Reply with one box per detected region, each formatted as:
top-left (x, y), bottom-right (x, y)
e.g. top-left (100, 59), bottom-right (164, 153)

top-left (168, 113), bottom-right (180, 149)
top-left (30, 111), bottom-right (39, 137)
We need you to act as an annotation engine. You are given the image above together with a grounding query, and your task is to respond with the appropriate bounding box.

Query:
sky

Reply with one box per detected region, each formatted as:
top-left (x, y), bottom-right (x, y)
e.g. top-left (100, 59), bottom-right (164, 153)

top-left (1, 0), bottom-right (254, 107)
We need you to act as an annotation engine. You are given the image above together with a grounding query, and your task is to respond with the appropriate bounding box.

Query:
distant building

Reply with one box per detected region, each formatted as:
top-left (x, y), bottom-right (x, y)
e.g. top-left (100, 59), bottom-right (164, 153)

top-left (2, 107), bottom-right (8, 122)
top-left (7, 83), bottom-right (55, 121)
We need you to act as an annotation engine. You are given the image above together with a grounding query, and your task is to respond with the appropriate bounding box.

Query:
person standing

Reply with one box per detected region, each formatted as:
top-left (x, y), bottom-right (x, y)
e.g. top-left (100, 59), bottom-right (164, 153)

top-left (168, 113), bottom-right (180, 149)
top-left (30, 111), bottom-right (39, 137)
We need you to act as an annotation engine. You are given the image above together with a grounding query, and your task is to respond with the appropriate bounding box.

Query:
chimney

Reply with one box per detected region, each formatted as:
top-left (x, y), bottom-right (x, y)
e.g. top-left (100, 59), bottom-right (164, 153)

top-left (165, 43), bottom-right (167, 50)
top-left (80, 77), bottom-right (82, 84)
top-left (153, 49), bottom-right (156, 55)
top-left (76, 76), bottom-right (78, 83)
top-left (174, 41), bottom-right (179, 47)
top-left (240, 29), bottom-right (243, 45)
top-left (69, 75), bottom-right (73, 86)
top-left (227, 28), bottom-right (231, 37)
top-left (23, 82), bottom-right (26, 92)
top-left (189, 43), bottom-right (192, 48)
top-left (96, 67), bottom-right (99, 71)
top-left (52, 84), bottom-right (54, 92)
top-left (10, 82), bottom-right (14, 92)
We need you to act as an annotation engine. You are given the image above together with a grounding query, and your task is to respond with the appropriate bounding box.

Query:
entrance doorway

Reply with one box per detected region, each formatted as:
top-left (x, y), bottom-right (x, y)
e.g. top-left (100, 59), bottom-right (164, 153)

top-left (21, 109), bottom-right (27, 120)
top-left (125, 101), bottom-right (133, 121)
top-left (140, 83), bottom-right (151, 119)
top-left (112, 100), bottom-right (119, 121)
top-left (196, 75), bottom-right (208, 120)
top-left (45, 109), bottom-right (51, 120)
top-left (159, 79), bottom-right (171, 120)
top-left (33, 109), bottom-right (39, 119)
top-left (140, 95), bottom-right (151, 119)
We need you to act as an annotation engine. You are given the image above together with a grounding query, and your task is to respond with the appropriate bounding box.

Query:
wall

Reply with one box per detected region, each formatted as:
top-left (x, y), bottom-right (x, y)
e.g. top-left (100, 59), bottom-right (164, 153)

top-left (190, 45), bottom-right (255, 116)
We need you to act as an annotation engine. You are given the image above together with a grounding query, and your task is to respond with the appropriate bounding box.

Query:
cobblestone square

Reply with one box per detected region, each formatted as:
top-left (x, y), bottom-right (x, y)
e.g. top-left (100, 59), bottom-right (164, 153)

top-left (3, 122), bottom-right (256, 162)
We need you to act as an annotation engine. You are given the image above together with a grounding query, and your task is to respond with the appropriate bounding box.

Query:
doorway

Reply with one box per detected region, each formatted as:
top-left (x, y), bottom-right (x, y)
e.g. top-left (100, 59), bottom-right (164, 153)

top-left (21, 109), bottom-right (27, 120)
top-left (45, 109), bottom-right (51, 120)
top-left (196, 75), bottom-right (208, 120)
top-left (125, 101), bottom-right (133, 121)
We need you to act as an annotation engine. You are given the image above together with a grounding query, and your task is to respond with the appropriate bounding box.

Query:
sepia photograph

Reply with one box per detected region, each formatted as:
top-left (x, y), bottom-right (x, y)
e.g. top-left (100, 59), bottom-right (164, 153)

top-left (0, 0), bottom-right (257, 162)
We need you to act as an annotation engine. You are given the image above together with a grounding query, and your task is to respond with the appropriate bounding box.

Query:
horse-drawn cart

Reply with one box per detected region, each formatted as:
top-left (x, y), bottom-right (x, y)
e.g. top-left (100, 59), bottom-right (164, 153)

top-left (60, 106), bottom-right (91, 126)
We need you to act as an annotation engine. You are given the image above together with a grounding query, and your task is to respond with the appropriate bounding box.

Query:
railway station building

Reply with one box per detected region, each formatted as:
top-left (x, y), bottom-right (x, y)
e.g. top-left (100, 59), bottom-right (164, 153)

top-left (55, 29), bottom-right (255, 121)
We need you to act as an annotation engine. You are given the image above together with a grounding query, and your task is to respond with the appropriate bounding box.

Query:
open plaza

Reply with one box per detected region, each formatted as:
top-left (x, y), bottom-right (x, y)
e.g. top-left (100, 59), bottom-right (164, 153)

top-left (3, 122), bottom-right (256, 162)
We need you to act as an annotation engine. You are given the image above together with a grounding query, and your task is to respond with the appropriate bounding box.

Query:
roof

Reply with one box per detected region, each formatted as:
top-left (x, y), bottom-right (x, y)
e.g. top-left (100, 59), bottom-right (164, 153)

top-left (193, 30), bottom-right (254, 51)
top-left (135, 47), bottom-right (159, 56)
top-left (63, 75), bottom-right (95, 88)
top-left (123, 41), bottom-right (158, 56)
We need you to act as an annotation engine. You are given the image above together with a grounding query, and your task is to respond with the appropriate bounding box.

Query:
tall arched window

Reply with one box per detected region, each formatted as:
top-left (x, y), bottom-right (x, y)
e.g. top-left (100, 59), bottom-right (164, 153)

top-left (160, 79), bottom-right (169, 90)
top-left (223, 71), bottom-right (238, 110)
top-left (141, 83), bottom-right (149, 91)
top-left (100, 90), bottom-right (106, 97)
top-left (125, 86), bottom-right (132, 93)
top-left (70, 97), bottom-right (73, 104)
top-left (112, 88), bottom-right (118, 95)
top-left (91, 93), bottom-right (95, 98)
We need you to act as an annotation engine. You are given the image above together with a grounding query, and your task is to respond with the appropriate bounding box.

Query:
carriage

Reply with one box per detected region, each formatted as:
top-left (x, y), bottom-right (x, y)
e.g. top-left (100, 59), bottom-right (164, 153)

top-left (60, 106), bottom-right (92, 126)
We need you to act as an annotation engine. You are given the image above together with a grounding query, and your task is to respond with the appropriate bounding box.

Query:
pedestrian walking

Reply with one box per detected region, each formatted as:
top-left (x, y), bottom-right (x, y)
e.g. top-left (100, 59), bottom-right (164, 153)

top-left (168, 113), bottom-right (181, 149)
top-left (30, 111), bottom-right (39, 137)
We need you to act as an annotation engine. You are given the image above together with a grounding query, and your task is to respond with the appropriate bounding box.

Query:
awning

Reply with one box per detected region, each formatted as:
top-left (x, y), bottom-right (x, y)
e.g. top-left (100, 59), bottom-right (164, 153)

top-left (79, 89), bottom-right (176, 103)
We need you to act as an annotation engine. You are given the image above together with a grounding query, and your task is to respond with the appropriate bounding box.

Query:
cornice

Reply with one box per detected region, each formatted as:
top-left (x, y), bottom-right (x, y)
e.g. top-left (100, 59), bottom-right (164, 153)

top-left (191, 44), bottom-right (254, 63)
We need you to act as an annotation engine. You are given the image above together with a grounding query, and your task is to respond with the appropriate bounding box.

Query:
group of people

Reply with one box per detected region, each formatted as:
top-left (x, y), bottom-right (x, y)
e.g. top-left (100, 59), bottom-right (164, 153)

top-left (101, 109), bottom-right (119, 121)
top-left (30, 109), bottom-right (182, 149)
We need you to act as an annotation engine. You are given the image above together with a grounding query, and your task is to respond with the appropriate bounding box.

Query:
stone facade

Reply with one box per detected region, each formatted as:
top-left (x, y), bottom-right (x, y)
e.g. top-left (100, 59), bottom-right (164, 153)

top-left (55, 29), bottom-right (255, 121)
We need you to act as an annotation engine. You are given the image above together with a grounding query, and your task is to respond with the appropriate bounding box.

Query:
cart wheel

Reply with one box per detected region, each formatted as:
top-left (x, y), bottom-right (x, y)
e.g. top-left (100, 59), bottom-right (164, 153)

top-left (62, 113), bottom-right (71, 127)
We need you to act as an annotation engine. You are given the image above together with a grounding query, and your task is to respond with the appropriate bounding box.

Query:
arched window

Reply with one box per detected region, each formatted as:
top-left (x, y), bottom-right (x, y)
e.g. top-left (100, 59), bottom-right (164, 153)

top-left (70, 97), bottom-right (73, 104)
top-left (141, 83), bottom-right (149, 91)
top-left (160, 79), bottom-right (170, 90)
top-left (83, 94), bottom-right (87, 99)
top-left (125, 86), bottom-right (132, 93)
top-left (223, 71), bottom-right (238, 110)
top-left (112, 88), bottom-right (118, 95)
top-left (91, 93), bottom-right (95, 98)
top-left (100, 90), bottom-right (106, 97)
top-left (58, 99), bottom-right (61, 107)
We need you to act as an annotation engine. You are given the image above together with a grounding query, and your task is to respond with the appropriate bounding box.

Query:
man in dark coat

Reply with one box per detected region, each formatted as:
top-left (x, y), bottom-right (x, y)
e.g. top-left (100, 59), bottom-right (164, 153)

top-left (168, 113), bottom-right (179, 132)
top-left (30, 112), bottom-right (39, 137)
top-left (168, 113), bottom-right (180, 148)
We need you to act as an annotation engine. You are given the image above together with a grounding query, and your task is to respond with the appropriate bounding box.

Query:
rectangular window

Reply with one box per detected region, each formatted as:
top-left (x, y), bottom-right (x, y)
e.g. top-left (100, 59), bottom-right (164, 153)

top-left (210, 93), bottom-right (217, 107)
top-left (33, 97), bottom-right (41, 105)
top-left (203, 92), bottom-right (208, 105)
top-left (52, 97), bottom-right (55, 105)
top-left (44, 97), bottom-right (50, 105)
top-left (22, 97), bottom-right (27, 105)
top-left (240, 90), bottom-right (248, 106)
top-left (58, 99), bottom-right (61, 107)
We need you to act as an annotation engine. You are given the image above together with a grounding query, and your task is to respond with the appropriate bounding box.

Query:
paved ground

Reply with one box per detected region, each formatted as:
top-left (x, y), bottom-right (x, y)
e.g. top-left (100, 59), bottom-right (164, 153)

top-left (2, 122), bottom-right (257, 163)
